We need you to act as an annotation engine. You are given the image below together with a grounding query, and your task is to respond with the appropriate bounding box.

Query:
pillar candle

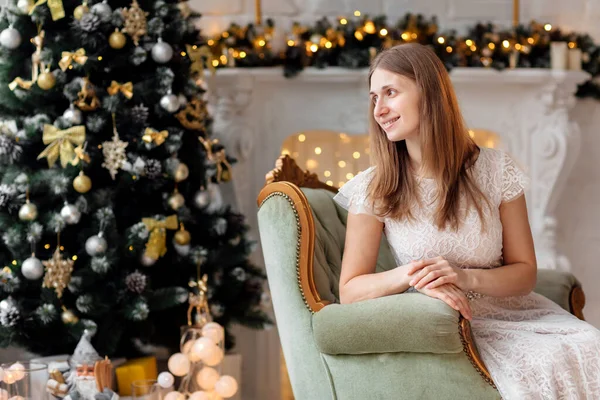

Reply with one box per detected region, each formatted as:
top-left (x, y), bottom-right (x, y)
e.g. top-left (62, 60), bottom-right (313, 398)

top-left (568, 48), bottom-right (582, 70)
top-left (550, 42), bottom-right (568, 70)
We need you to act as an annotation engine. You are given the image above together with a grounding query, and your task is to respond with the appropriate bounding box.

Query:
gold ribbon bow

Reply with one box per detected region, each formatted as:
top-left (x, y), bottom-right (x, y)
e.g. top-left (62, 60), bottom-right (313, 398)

top-left (28, 0), bottom-right (64, 20)
top-left (142, 128), bottom-right (169, 146)
top-left (142, 215), bottom-right (178, 260)
top-left (8, 77), bottom-right (33, 91)
top-left (37, 124), bottom-right (86, 168)
top-left (186, 44), bottom-right (216, 78)
top-left (59, 48), bottom-right (88, 71)
top-left (107, 81), bottom-right (133, 99)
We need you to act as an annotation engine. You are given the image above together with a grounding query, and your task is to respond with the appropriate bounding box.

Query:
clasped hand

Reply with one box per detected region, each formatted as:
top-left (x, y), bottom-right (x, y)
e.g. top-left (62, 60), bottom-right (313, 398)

top-left (405, 257), bottom-right (473, 320)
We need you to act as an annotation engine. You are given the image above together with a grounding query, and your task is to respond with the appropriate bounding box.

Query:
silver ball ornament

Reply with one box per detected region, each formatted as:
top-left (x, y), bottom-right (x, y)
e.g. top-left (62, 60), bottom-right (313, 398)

top-left (60, 203), bottom-right (81, 224)
top-left (160, 94), bottom-right (180, 113)
top-left (63, 105), bottom-right (83, 125)
top-left (85, 234), bottom-right (108, 256)
top-left (173, 241), bottom-right (191, 256)
top-left (21, 256), bottom-right (43, 280)
top-left (0, 27), bottom-right (22, 50)
top-left (206, 183), bottom-right (224, 213)
top-left (140, 254), bottom-right (157, 267)
top-left (151, 39), bottom-right (173, 64)
top-left (194, 189), bottom-right (210, 209)
top-left (17, 0), bottom-right (33, 14)
top-left (90, 1), bottom-right (112, 22)
top-left (18, 201), bottom-right (38, 221)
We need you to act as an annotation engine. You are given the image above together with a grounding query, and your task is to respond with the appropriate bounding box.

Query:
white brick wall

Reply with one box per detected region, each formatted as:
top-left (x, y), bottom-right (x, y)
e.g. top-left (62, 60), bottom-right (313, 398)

top-left (193, 0), bottom-right (600, 41)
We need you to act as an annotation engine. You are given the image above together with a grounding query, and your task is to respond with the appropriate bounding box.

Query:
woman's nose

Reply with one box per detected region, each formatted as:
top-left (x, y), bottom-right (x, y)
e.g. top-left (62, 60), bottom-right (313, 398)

top-left (374, 101), bottom-right (388, 117)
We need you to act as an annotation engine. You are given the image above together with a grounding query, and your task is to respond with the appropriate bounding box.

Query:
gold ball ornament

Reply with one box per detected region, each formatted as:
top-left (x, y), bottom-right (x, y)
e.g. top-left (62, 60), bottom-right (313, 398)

top-left (61, 308), bottom-right (79, 324)
top-left (109, 30), bottom-right (127, 49)
top-left (220, 168), bottom-right (231, 182)
top-left (37, 71), bottom-right (56, 90)
top-left (168, 190), bottom-right (185, 210)
top-left (73, 4), bottom-right (89, 20)
top-left (73, 171), bottom-right (92, 193)
top-left (174, 227), bottom-right (191, 245)
top-left (174, 162), bottom-right (189, 182)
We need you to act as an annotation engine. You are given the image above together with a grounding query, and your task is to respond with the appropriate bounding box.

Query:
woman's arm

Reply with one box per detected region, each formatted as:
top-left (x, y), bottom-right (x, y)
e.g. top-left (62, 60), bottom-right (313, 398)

top-left (338, 212), bottom-right (413, 304)
top-left (463, 194), bottom-right (537, 296)
top-left (408, 194), bottom-right (537, 297)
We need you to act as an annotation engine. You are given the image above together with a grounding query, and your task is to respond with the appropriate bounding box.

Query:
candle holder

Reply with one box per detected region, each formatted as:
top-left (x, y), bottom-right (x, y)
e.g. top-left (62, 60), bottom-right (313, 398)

top-left (0, 362), bottom-right (48, 400)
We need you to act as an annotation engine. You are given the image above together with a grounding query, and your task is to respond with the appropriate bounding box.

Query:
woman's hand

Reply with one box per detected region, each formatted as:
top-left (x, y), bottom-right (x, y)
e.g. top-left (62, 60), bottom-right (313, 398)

top-left (416, 283), bottom-right (473, 320)
top-left (407, 256), bottom-right (471, 291)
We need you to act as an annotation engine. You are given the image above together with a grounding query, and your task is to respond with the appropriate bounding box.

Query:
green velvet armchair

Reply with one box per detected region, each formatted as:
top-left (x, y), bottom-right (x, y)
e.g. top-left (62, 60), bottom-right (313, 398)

top-left (256, 155), bottom-right (586, 400)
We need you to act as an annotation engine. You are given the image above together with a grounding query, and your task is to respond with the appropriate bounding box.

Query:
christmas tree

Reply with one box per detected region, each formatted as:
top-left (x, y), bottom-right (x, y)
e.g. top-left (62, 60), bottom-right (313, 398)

top-left (0, 0), bottom-right (270, 357)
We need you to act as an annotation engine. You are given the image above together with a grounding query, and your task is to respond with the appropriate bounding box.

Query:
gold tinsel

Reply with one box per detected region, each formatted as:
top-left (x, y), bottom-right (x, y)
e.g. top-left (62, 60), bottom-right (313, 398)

top-left (121, 0), bottom-right (148, 47)
top-left (42, 248), bottom-right (74, 299)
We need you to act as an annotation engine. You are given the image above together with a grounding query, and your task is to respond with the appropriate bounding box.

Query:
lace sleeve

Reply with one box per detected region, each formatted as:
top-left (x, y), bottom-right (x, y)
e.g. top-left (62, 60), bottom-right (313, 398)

top-left (333, 166), bottom-right (384, 222)
top-left (501, 151), bottom-right (530, 203)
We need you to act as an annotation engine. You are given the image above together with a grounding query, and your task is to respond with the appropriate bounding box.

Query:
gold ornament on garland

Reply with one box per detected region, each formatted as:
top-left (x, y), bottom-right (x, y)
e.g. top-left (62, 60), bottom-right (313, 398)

top-left (199, 136), bottom-right (232, 182)
top-left (174, 223), bottom-right (191, 245)
top-left (58, 48), bottom-right (88, 71)
top-left (109, 29), bottom-right (126, 49)
top-left (42, 243), bottom-right (75, 299)
top-left (102, 114), bottom-right (128, 180)
top-left (121, 0), bottom-right (148, 47)
top-left (142, 214), bottom-right (178, 260)
top-left (174, 162), bottom-right (189, 182)
top-left (168, 187), bottom-right (185, 210)
top-left (75, 77), bottom-right (100, 111)
top-left (142, 127), bottom-right (168, 145)
top-left (37, 124), bottom-right (86, 168)
top-left (37, 67), bottom-right (56, 90)
top-left (73, 1), bottom-right (88, 20)
top-left (61, 306), bottom-right (79, 324)
top-left (73, 170), bottom-right (92, 193)
top-left (176, 98), bottom-right (207, 131)
top-left (107, 80), bottom-right (133, 99)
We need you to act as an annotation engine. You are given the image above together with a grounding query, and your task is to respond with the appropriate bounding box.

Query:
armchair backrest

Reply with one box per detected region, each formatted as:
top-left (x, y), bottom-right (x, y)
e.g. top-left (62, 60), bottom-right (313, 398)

top-left (256, 156), bottom-right (395, 399)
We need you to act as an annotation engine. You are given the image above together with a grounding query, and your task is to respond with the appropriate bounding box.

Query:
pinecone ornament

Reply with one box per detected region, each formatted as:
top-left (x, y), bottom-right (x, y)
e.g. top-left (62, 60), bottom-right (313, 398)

top-left (79, 12), bottom-right (102, 32)
top-left (125, 270), bottom-right (147, 293)
top-left (0, 135), bottom-right (21, 164)
top-left (144, 159), bottom-right (162, 178)
top-left (0, 299), bottom-right (20, 327)
top-left (131, 104), bottom-right (149, 125)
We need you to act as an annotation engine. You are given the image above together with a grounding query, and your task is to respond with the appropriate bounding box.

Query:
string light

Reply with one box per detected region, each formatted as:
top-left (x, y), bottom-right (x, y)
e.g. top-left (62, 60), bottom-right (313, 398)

top-left (324, 171), bottom-right (331, 177)
top-left (314, 147), bottom-right (322, 155)
top-left (338, 160), bottom-right (346, 168)
top-left (502, 40), bottom-right (510, 48)
top-left (354, 10), bottom-right (361, 17)
top-left (401, 32), bottom-right (410, 40)
top-left (306, 159), bottom-right (318, 169)
top-left (364, 21), bottom-right (376, 34)
top-left (310, 44), bottom-right (319, 52)
top-left (380, 28), bottom-right (388, 36)
top-left (346, 173), bottom-right (354, 180)
top-left (488, 43), bottom-right (495, 50)
top-left (465, 39), bottom-right (473, 46)
top-left (527, 37), bottom-right (534, 44)
top-left (355, 31), bottom-right (364, 41)
top-left (340, 18), bottom-right (348, 25)
top-left (298, 134), bottom-right (306, 142)
top-left (544, 24), bottom-right (552, 31)
top-left (11, 260), bottom-right (16, 266)
top-left (568, 42), bottom-right (576, 48)
top-left (353, 152), bottom-right (361, 159)
top-left (437, 37), bottom-right (445, 44)
top-left (239, 51), bottom-right (247, 58)
top-left (325, 41), bottom-right (332, 48)
top-left (326, 181), bottom-right (333, 186)
top-left (515, 43), bottom-right (522, 50)
top-left (281, 149), bottom-right (290, 155)
top-left (72, 255), bottom-right (78, 261)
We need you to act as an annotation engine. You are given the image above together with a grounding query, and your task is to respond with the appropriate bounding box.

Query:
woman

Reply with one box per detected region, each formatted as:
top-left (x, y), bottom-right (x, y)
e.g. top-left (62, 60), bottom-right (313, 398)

top-left (333, 43), bottom-right (600, 399)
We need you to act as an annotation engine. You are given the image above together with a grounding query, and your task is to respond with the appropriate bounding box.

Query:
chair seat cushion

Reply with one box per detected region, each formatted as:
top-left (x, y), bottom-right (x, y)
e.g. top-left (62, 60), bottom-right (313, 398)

top-left (312, 293), bottom-right (464, 355)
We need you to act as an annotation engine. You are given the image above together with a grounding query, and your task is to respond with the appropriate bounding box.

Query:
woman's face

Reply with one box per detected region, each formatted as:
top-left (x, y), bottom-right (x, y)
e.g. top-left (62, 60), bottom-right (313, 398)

top-left (369, 68), bottom-right (420, 142)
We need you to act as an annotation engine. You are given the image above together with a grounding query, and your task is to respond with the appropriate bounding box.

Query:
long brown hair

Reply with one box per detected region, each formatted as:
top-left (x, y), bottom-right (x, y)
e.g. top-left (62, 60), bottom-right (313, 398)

top-left (368, 43), bottom-right (490, 231)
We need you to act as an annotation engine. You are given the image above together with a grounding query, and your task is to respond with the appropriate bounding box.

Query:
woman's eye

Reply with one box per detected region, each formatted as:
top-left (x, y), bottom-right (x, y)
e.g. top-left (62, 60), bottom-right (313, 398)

top-left (372, 96), bottom-right (378, 104)
top-left (387, 88), bottom-right (396, 96)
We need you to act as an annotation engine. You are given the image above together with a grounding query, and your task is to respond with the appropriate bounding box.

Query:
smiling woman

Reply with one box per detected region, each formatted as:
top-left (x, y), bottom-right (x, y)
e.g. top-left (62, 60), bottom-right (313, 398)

top-left (333, 43), bottom-right (600, 400)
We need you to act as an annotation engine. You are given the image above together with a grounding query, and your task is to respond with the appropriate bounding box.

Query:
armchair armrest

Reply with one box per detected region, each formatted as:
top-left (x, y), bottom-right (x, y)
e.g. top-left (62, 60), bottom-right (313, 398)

top-left (312, 293), bottom-right (464, 355)
top-left (534, 269), bottom-right (584, 319)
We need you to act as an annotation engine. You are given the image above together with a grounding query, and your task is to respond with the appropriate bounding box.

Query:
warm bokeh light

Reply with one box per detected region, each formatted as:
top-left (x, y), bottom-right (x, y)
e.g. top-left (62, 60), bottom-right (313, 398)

top-left (279, 130), bottom-right (500, 188)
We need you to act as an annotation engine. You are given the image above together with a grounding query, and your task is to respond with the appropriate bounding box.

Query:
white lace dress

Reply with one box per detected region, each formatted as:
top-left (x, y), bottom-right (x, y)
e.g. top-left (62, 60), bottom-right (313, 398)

top-left (333, 147), bottom-right (600, 400)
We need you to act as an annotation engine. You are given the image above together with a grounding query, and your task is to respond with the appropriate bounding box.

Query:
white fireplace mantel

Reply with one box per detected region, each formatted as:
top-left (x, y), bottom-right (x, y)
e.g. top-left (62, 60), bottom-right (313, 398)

top-left (206, 66), bottom-right (590, 400)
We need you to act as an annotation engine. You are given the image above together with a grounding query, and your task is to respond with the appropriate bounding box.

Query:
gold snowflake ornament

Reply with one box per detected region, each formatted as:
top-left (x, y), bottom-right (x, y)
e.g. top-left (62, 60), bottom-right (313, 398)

top-left (102, 133), bottom-right (128, 180)
top-left (42, 248), bottom-right (75, 299)
top-left (121, 0), bottom-right (148, 46)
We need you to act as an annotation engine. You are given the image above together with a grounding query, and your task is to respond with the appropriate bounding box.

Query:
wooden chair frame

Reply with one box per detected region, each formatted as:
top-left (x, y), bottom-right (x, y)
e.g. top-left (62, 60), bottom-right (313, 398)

top-left (257, 154), bottom-right (586, 389)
